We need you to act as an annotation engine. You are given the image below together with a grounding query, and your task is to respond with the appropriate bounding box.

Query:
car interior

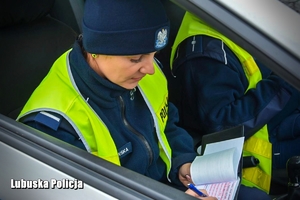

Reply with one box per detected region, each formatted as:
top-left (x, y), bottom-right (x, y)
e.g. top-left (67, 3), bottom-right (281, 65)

top-left (0, 0), bottom-right (300, 199)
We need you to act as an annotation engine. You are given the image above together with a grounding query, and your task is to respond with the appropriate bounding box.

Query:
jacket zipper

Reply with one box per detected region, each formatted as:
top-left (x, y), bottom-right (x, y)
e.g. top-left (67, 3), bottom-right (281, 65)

top-left (119, 96), bottom-right (153, 166)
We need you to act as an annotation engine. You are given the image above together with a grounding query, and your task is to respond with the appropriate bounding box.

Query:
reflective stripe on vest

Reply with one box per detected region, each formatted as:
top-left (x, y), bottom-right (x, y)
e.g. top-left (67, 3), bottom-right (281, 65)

top-left (171, 12), bottom-right (272, 193)
top-left (17, 49), bottom-right (172, 180)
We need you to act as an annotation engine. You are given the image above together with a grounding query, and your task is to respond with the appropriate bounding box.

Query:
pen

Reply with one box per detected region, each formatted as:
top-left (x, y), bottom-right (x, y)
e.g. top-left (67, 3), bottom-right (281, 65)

top-left (188, 183), bottom-right (207, 197)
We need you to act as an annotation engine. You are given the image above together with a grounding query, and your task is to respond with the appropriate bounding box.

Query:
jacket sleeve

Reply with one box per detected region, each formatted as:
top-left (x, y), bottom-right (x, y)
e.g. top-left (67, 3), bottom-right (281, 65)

top-left (185, 55), bottom-right (300, 139)
top-left (164, 102), bottom-right (197, 186)
top-left (19, 112), bottom-right (87, 150)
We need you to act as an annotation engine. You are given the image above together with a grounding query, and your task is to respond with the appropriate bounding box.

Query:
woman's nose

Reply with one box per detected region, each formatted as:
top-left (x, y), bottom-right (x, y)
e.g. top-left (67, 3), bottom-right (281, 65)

top-left (140, 54), bottom-right (155, 75)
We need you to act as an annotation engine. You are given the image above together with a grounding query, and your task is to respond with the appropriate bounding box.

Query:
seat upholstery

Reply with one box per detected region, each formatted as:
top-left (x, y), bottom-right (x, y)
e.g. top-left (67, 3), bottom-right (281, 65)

top-left (0, 0), bottom-right (78, 119)
top-left (50, 0), bottom-right (85, 34)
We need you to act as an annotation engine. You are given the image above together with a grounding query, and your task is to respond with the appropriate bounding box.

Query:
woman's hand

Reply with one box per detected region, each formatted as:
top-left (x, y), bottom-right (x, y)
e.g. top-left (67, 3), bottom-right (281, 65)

top-left (180, 163), bottom-right (217, 199)
top-left (185, 189), bottom-right (218, 200)
top-left (178, 163), bottom-right (193, 186)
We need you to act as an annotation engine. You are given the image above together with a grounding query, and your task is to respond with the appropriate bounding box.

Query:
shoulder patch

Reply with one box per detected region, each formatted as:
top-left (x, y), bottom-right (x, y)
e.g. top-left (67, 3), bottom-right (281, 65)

top-left (173, 36), bottom-right (228, 73)
top-left (34, 111), bottom-right (61, 131)
top-left (204, 39), bottom-right (227, 64)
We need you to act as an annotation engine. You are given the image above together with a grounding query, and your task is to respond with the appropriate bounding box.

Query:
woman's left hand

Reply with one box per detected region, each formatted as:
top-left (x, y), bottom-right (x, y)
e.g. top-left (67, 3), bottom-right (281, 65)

top-left (178, 162), bottom-right (192, 187)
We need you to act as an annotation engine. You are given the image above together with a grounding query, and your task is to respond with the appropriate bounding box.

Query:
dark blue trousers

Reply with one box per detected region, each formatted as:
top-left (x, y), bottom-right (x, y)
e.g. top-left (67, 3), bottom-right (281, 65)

top-left (237, 185), bottom-right (271, 200)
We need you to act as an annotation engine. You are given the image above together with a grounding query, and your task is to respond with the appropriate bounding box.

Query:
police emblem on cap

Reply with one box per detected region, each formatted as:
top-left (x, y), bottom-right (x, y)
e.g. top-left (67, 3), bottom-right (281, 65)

top-left (155, 27), bottom-right (168, 49)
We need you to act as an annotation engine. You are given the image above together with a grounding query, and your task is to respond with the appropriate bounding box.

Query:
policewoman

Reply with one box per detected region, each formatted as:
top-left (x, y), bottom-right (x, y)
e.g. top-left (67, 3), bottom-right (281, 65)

top-left (170, 11), bottom-right (300, 200)
top-left (16, 1), bottom-right (214, 198)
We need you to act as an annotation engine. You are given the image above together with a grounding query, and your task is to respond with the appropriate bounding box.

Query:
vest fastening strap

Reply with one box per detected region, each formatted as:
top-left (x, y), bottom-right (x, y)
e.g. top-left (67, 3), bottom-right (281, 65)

top-left (243, 136), bottom-right (272, 159)
top-left (242, 167), bottom-right (271, 192)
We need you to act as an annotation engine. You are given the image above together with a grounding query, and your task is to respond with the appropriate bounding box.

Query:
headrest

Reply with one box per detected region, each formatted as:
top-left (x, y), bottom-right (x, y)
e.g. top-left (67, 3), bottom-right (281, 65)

top-left (0, 0), bottom-right (54, 28)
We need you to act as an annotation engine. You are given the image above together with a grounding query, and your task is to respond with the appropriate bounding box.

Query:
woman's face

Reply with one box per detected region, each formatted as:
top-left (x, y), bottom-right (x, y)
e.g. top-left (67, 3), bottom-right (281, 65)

top-left (88, 52), bottom-right (156, 89)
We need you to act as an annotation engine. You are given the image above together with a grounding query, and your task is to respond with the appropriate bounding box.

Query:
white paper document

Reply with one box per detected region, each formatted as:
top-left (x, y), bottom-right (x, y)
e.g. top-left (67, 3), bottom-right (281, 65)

top-left (190, 137), bottom-right (244, 200)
